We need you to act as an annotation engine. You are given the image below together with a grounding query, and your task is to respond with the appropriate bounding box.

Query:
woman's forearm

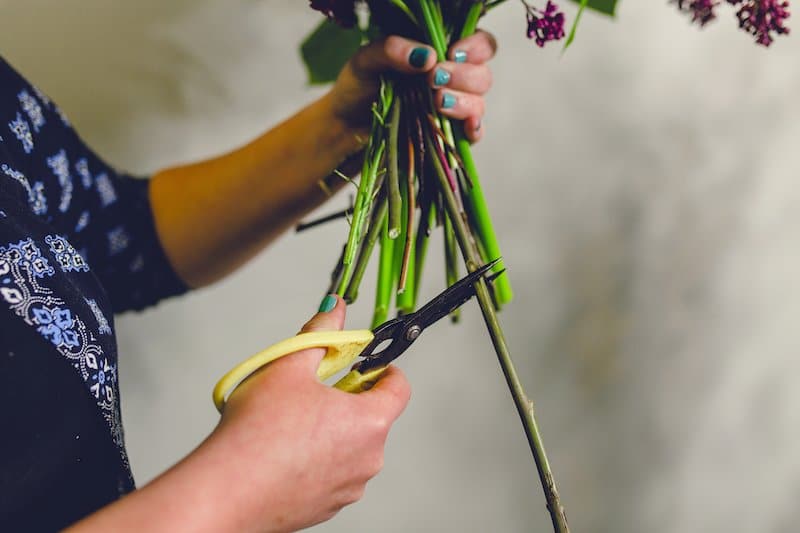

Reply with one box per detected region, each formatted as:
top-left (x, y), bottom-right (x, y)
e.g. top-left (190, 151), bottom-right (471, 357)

top-left (65, 432), bottom-right (250, 532)
top-left (149, 92), bottom-right (364, 288)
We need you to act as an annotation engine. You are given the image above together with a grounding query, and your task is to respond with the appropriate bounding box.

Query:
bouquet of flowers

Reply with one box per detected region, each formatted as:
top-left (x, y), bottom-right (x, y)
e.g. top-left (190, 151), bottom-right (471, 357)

top-left (298, 1), bottom-right (789, 531)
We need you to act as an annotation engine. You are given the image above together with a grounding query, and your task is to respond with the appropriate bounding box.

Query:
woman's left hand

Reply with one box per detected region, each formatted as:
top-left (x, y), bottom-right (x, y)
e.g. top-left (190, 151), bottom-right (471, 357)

top-left (329, 31), bottom-right (497, 144)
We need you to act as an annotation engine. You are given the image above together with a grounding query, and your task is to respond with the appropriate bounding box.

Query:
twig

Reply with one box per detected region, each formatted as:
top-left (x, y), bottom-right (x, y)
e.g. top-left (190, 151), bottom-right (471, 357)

top-left (425, 127), bottom-right (569, 533)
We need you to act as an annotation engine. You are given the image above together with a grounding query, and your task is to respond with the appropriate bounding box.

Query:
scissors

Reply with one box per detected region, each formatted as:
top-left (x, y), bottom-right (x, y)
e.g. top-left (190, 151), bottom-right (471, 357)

top-left (212, 259), bottom-right (503, 413)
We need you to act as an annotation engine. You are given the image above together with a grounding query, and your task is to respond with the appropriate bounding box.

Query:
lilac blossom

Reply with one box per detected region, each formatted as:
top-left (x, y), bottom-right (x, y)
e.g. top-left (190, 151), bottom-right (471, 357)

top-left (729, 0), bottom-right (791, 45)
top-left (674, 0), bottom-right (791, 45)
top-left (674, 0), bottom-right (720, 26)
top-left (524, 0), bottom-right (566, 47)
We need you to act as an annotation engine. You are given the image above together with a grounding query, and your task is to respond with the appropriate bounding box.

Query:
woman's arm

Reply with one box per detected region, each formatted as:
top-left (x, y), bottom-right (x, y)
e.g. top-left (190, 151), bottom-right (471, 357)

top-left (150, 33), bottom-right (496, 288)
top-left (149, 93), bottom-right (362, 288)
top-left (67, 298), bottom-right (412, 532)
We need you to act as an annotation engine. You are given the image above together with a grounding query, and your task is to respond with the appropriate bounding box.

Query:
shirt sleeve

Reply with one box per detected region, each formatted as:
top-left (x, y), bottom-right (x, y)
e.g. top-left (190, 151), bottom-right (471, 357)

top-left (1, 55), bottom-right (187, 313)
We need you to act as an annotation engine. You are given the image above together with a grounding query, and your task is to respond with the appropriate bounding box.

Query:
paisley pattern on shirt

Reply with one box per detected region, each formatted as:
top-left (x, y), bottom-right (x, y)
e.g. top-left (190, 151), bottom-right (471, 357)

top-left (0, 54), bottom-right (188, 493)
top-left (0, 238), bottom-right (127, 469)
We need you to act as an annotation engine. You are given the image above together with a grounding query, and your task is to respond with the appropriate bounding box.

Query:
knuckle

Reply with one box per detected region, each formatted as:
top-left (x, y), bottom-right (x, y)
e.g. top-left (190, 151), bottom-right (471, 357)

top-left (347, 486), bottom-right (366, 505)
top-left (369, 454), bottom-right (385, 477)
top-left (349, 43), bottom-right (373, 74)
top-left (371, 412), bottom-right (392, 434)
top-left (473, 97), bottom-right (486, 117)
top-left (481, 29), bottom-right (499, 54)
top-left (483, 67), bottom-right (494, 92)
top-left (396, 375), bottom-right (412, 405)
top-left (383, 35), bottom-right (406, 58)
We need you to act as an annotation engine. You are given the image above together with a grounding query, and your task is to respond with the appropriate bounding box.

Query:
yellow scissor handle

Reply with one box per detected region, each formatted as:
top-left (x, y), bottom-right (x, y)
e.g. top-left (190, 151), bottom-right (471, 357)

top-left (213, 330), bottom-right (376, 413)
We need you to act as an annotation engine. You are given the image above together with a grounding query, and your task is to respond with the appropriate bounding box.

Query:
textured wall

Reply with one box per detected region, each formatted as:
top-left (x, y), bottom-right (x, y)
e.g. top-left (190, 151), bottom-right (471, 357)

top-left (2, 1), bottom-right (799, 531)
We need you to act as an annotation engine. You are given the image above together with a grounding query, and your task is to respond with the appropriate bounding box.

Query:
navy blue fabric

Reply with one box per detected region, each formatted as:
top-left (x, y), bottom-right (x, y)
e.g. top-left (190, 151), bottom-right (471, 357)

top-left (0, 55), bottom-right (188, 530)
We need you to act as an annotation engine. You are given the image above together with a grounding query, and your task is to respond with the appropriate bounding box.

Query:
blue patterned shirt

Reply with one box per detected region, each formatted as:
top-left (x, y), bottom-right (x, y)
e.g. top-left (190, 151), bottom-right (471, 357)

top-left (0, 56), bottom-right (187, 529)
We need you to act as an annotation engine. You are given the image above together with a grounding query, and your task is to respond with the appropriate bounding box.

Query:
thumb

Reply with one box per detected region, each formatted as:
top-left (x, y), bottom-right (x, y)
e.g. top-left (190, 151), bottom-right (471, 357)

top-left (273, 294), bottom-right (347, 376)
top-left (351, 36), bottom-right (437, 79)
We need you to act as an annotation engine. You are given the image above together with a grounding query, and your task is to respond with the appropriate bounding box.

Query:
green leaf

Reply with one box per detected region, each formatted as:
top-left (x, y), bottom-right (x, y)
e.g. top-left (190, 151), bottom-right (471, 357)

top-left (563, 0), bottom-right (589, 50)
top-left (300, 19), bottom-right (363, 85)
top-left (569, 0), bottom-right (618, 16)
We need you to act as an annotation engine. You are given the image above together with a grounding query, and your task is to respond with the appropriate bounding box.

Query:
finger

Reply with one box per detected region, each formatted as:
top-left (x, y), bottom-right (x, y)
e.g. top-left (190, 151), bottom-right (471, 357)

top-left (463, 115), bottom-right (484, 144)
top-left (358, 365), bottom-right (411, 424)
top-left (272, 294), bottom-right (347, 375)
top-left (428, 62), bottom-right (492, 95)
top-left (434, 88), bottom-right (485, 122)
top-left (351, 36), bottom-right (436, 78)
top-left (448, 29), bottom-right (498, 65)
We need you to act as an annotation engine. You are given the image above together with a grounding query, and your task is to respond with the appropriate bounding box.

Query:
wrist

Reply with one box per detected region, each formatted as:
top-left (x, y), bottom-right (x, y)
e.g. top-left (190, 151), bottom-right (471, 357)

top-left (317, 91), bottom-right (368, 157)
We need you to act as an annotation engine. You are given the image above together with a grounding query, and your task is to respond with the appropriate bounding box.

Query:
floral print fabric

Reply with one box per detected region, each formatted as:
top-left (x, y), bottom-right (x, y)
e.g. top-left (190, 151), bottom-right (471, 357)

top-left (0, 54), bottom-right (187, 521)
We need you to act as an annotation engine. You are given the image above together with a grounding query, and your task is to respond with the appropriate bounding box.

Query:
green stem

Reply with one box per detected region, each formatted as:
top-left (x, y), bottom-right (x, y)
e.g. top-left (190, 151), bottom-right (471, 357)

top-left (344, 196), bottom-right (388, 304)
top-left (338, 140), bottom-right (386, 294)
top-left (452, 5), bottom-right (514, 305)
top-left (443, 208), bottom-right (461, 322)
top-left (454, 133), bottom-right (512, 304)
top-left (460, 2), bottom-right (485, 39)
top-left (387, 97), bottom-right (403, 239)
top-left (418, 0), bottom-right (448, 58)
top-left (396, 179), bottom-right (417, 313)
top-left (388, 0), bottom-right (419, 24)
top-left (426, 129), bottom-right (569, 533)
top-left (373, 219), bottom-right (396, 328)
top-left (418, 4), bottom-right (513, 305)
top-left (413, 200), bottom-right (436, 303)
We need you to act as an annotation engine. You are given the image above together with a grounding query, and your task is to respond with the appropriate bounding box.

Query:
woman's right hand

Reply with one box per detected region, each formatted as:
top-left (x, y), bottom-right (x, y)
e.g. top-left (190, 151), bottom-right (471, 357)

top-left (67, 295), bottom-right (410, 533)
top-left (209, 295), bottom-right (412, 531)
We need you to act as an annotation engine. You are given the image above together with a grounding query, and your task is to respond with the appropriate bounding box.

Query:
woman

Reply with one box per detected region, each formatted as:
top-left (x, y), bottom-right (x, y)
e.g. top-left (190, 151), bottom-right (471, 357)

top-left (0, 31), bottom-right (496, 531)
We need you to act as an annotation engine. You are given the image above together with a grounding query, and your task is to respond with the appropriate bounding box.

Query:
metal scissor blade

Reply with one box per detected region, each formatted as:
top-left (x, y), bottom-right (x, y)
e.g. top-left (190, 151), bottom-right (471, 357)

top-left (412, 258), bottom-right (501, 330)
top-left (356, 259), bottom-right (502, 371)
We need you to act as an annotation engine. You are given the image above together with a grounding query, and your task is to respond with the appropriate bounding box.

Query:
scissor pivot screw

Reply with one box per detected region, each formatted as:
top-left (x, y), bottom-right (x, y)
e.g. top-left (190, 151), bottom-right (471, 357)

top-left (405, 325), bottom-right (422, 341)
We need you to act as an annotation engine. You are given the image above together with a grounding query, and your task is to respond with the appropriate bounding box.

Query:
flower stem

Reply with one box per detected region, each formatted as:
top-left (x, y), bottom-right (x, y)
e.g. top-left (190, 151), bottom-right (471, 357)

top-left (387, 97), bottom-right (403, 240)
top-left (413, 199), bottom-right (436, 302)
top-left (443, 207), bottom-right (461, 322)
top-left (455, 2), bottom-right (513, 304)
top-left (426, 128), bottom-right (569, 533)
top-left (344, 194), bottom-right (388, 303)
top-left (373, 218), bottom-right (396, 328)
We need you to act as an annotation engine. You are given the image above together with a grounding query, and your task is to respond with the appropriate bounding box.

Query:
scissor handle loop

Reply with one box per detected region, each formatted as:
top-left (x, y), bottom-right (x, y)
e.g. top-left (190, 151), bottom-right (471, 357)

top-left (212, 330), bottom-right (374, 413)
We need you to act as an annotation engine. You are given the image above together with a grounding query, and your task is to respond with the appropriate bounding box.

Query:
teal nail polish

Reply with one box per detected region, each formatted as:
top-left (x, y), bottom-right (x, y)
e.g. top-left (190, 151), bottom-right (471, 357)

top-left (442, 93), bottom-right (456, 110)
top-left (434, 68), bottom-right (451, 86)
top-left (454, 50), bottom-right (468, 63)
top-left (409, 47), bottom-right (430, 68)
top-left (318, 294), bottom-right (337, 313)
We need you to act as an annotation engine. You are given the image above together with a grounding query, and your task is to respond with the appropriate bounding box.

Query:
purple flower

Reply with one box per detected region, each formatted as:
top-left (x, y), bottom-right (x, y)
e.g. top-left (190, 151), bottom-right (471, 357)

top-left (673, 0), bottom-right (720, 25)
top-left (673, 0), bottom-right (790, 45)
top-left (310, 0), bottom-right (358, 28)
top-left (729, 0), bottom-right (791, 45)
top-left (524, 1), bottom-right (566, 47)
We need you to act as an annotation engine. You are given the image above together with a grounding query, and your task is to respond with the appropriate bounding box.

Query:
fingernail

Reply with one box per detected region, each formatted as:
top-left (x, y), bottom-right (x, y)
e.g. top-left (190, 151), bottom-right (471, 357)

top-left (475, 120), bottom-right (482, 132)
top-left (409, 47), bottom-right (430, 69)
top-left (442, 93), bottom-right (457, 110)
top-left (433, 68), bottom-right (451, 87)
top-left (318, 294), bottom-right (337, 313)
top-left (454, 50), bottom-right (468, 63)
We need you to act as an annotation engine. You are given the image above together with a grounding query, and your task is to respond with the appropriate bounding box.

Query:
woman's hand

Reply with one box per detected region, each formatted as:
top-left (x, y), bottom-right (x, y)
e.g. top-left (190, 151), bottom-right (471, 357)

top-left (150, 34), bottom-right (500, 289)
top-left (212, 295), bottom-right (411, 531)
top-left (68, 296), bottom-right (410, 533)
top-left (329, 31), bottom-right (498, 143)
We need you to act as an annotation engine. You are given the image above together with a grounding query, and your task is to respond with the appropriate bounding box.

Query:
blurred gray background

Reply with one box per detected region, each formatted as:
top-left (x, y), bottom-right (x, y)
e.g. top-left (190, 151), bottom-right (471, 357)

top-left (2, 1), bottom-right (800, 531)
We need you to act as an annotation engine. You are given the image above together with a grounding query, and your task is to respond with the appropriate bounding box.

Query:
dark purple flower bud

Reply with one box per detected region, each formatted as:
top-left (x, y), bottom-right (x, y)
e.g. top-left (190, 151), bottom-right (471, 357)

top-left (734, 0), bottom-right (791, 46)
top-left (674, 0), bottom-right (790, 45)
top-left (310, 0), bottom-right (358, 28)
top-left (672, 0), bottom-right (720, 26)
top-left (524, 1), bottom-right (566, 47)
